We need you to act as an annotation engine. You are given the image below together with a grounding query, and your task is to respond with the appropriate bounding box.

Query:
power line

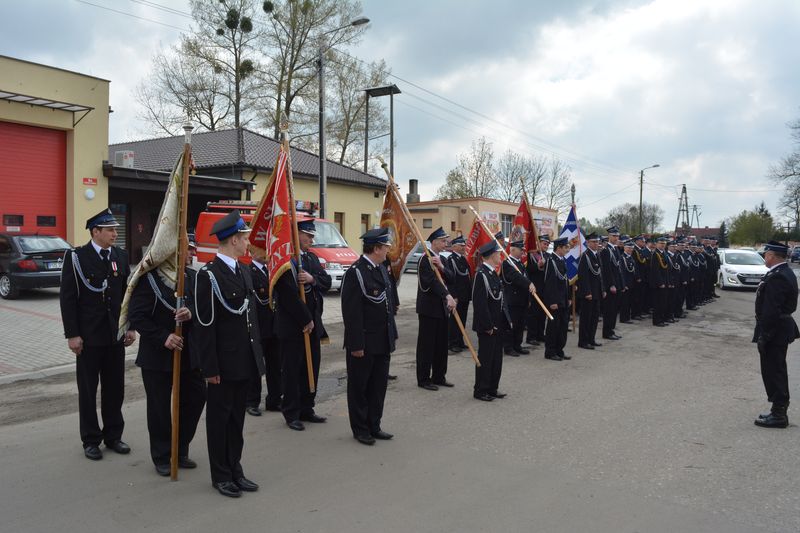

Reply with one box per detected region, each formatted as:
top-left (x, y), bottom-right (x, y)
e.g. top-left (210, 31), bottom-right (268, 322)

top-left (127, 0), bottom-right (193, 18)
top-left (577, 181), bottom-right (640, 208)
top-left (74, 0), bottom-right (189, 31)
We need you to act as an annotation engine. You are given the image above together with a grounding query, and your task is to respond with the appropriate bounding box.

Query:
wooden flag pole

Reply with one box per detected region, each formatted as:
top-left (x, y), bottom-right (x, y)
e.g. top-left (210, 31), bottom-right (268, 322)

top-left (282, 127), bottom-right (316, 393)
top-left (571, 285), bottom-right (578, 332)
top-left (378, 160), bottom-right (480, 367)
top-left (169, 124), bottom-right (192, 481)
top-left (467, 205), bottom-right (554, 321)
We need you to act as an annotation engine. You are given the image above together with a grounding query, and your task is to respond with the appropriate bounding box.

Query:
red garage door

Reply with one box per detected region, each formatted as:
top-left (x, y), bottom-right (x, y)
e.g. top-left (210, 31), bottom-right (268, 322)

top-left (0, 121), bottom-right (66, 238)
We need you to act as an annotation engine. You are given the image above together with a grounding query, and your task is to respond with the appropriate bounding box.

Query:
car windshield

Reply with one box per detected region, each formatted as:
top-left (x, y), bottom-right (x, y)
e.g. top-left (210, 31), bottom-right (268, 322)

top-left (725, 252), bottom-right (764, 266)
top-left (311, 221), bottom-right (349, 248)
top-left (16, 235), bottom-right (71, 253)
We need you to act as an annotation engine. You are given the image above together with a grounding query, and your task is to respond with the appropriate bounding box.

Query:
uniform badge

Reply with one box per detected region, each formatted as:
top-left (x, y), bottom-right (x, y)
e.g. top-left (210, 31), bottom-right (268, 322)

top-left (373, 289), bottom-right (379, 296)
top-left (111, 261), bottom-right (118, 273)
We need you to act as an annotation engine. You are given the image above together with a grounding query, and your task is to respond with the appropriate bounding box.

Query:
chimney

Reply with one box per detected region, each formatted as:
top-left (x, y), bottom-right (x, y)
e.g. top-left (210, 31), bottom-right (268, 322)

top-left (407, 179), bottom-right (420, 204)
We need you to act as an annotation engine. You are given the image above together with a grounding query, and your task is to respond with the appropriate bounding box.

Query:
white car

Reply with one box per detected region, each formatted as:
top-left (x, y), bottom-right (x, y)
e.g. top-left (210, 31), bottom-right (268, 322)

top-left (717, 249), bottom-right (768, 289)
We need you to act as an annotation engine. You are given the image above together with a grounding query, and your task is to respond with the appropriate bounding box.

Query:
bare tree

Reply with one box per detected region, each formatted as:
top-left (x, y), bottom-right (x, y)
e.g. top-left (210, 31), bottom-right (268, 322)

top-left (435, 137), bottom-right (496, 199)
top-left (494, 150), bottom-right (525, 202)
top-left (542, 156), bottom-right (573, 215)
top-left (598, 202), bottom-right (664, 235)
top-left (769, 117), bottom-right (800, 228)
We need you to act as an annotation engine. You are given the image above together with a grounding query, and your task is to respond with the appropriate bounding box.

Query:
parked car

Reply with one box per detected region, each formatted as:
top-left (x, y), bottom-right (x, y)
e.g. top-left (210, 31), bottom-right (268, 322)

top-left (790, 246), bottom-right (800, 263)
top-left (404, 242), bottom-right (426, 273)
top-left (0, 233), bottom-right (71, 299)
top-left (716, 248), bottom-right (768, 290)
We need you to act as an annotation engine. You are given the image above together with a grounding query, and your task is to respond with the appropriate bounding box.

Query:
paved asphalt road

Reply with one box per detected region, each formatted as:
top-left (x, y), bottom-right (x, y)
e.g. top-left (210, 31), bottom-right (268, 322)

top-left (1, 274), bottom-right (799, 532)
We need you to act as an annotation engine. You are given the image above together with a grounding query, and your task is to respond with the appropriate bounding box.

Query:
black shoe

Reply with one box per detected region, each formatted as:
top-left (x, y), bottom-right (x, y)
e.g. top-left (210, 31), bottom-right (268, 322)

top-left (654, 323), bottom-right (667, 327)
top-left (489, 392), bottom-right (507, 399)
top-left (155, 464), bottom-right (170, 477)
top-left (668, 319), bottom-right (677, 323)
top-left (213, 481), bottom-right (241, 498)
top-left (355, 434), bottom-right (376, 446)
top-left (754, 413), bottom-right (789, 428)
top-left (83, 445), bottom-right (102, 461)
top-left (687, 306), bottom-right (699, 311)
top-left (560, 353), bottom-right (572, 360)
top-left (419, 383), bottom-right (439, 391)
top-left (473, 393), bottom-right (494, 402)
top-left (620, 320), bottom-right (634, 324)
top-left (545, 353), bottom-right (563, 360)
top-left (234, 477), bottom-right (259, 492)
top-left (287, 420), bottom-right (305, 431)
top-left (264, 404), bottom-right (282, 412)
top-left (246, 406), bottom-right (262, 417)
top-left (526, 339), bottom-right (541, 346)
top-left (513, 346), bottom-right (530, 355)
top-left (179, 456), bottom-right (197, 469)
top-left (449, 346), bottom-right (462, 353)
top-left (578, 343), bottom-right (595, 350)
top-left (504, 348), bottom-right (516, 356)
top-left (300, 413), bottom-right (327, 423)
top-left (106, 440), bottom-right (131, 454)
top-left (590, 342), bottom-right (603, 347)
top-left (371, 430), bottom-right (394, 440)
top-left (433, 380), bottom-right (454, 387)
top-left (387, 375), bottom-right (398, 380)
top-left (506, 350), bottom-right (521, 357)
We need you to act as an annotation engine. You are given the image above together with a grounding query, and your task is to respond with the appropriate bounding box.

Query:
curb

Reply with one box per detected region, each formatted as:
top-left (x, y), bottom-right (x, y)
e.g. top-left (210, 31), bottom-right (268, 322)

top-left (0, 353), bottom-right (138, 386)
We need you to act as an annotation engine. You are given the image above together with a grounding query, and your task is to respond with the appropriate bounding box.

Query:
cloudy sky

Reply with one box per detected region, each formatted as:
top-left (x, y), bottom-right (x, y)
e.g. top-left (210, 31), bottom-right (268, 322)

top-left (2, 0), bottom-right (799, 229)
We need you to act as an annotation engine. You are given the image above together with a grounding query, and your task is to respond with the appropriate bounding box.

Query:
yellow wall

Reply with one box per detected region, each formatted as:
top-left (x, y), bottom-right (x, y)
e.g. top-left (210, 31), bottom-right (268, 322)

top-left (249, 171), bottom-right (384, 248)
top-left (0, 56), bottom-right (109, 245)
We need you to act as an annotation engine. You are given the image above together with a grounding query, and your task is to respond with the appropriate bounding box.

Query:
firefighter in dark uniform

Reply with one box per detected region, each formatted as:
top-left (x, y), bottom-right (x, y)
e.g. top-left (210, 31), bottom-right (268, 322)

top-left (502, 240), bottom-right (537, 356)
top-left (753, 241), bottom-right (800, 428)
top-left (341, 228), bottom-right (398, 445)
top-left (274, 219), bottom-right (332, 430)
top-left (619, 239), bottom-right (637, 324)
top-left (129, 237), bottom-right (206, 476)
top-left (542, 237), bottom-right (571, 361)
top-left (245, 245), bottom-right (282, 416)
top-left (383, 257), bottom-right (400, 381)
top-left (673, 239), bottom-right (690, 319)
top-left (415, 227), bottom-right (457, 390)
top-left (525, 235), bottom-right (550, 345)
top-left (599, 226), bottom-right (624, 340)
top-left (686, 241), bottom-right (701, 310)
top-left (192, 210), bottom-right (265, 498)
top-left (445, 236), bottom-right (472, 353)
top-left (665, 240), bottom-right (679, 323)
top-left (472, 240), bottom-right (509, 401)
top-left (649, 236), bottom-right (670, 327)
top-left (60, 208), bottom-right (135, 461)
top-left (577, 233), bottom-right (604, 349)
top-left (631, 235), bottom-right (650, 319)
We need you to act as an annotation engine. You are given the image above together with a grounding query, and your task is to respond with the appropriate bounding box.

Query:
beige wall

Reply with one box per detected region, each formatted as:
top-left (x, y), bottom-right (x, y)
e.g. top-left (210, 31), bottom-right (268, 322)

top-left (248, 171), bottom-right (384, 248)
top-left (0, 56), bottom-right (110, 245)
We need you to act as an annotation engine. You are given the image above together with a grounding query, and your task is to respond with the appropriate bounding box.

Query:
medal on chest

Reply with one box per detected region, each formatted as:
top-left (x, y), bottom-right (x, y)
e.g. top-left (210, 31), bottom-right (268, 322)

top-left (111, 261), bottom-right (118, 277)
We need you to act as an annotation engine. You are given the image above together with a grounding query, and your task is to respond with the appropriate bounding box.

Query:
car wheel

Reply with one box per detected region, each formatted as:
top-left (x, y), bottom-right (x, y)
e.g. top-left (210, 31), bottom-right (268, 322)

top-left (0, 273), bottom-right (20, 300)
top-left (717, 273), bottom-right (727, 290)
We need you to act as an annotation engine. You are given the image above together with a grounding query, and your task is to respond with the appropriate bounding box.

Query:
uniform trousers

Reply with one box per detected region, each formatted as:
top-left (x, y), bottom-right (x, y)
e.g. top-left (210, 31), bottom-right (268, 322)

top-left (206, 379), bottom-right (248, 484)
top-left (618, 289), bottom-right (631, 323)
top-left (674, 284), bottom-right (686, 316)
top-left (526, 297), bottom-right (547, 342)
top-left (578, 298), bottom-right (600, 345)
top-left (651, 287), bottom-right (669, 325)
top-left (281, 335), bottom-right (321, 422)
top-left (602, 291), bottom-right (619, 336)
top-left (448, 300), bottom-right (470, 349)
top-left (246, 337), bottom-right (282, 410)
top-left (758, 339), bottom-right (790, 406)
top-left (504, 304), bottom-right (527, 350)
top-left (76, 343), bottom-right (125, 446)
top-left (346, 350), bottom-right (390, 437)
top-left (474, 332), bottom-right (503, 396)
top-left (545, 307), bottom-right (569, 357)
top-left (141, 368), bottom-right (206, 466)
top-left (416, 316), bottom-right (448, 385)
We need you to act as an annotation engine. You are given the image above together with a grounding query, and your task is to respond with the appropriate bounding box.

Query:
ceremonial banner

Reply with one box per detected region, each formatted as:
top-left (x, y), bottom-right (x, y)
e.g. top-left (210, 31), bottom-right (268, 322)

top-left (464, 217), bottom-right (495, 274)
top-left (380, 181), bottom-right (418, 282)
top-left (117, 151), bottom-right (185, 339)
top-left (249, 144), bottom-right (293, 302)
top-left (510, 196), bottom-right (539, 258)
top-left (557, 204), bottom-right (585, 282)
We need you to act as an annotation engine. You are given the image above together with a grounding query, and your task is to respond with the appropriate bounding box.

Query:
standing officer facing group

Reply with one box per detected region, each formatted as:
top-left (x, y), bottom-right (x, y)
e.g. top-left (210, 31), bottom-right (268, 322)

top-left (445, 236), bottom-right (472, 353)
top-left (60, 208), bottom-right (136, 461)
top-left (502, 240), bottom-right (538, 356)
top-left (341, 228), bottom-right (398, 445)
top-left (541, 237), bottom-right (571, 361)
top-left (577, 233), bottom-right (604, 349)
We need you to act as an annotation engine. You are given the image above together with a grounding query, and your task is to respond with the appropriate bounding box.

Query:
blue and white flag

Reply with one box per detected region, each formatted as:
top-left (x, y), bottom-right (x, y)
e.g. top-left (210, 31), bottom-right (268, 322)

top-left (558, 204), bottom-right (585, 282)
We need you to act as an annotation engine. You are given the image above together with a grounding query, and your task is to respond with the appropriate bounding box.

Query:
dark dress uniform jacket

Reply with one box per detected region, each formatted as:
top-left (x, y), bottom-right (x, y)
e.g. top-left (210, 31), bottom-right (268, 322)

top-left (60, 242), bottom-right (130, 346)
top-left (649, 250), bottom-right (669, 288)
top-left (620, 253), bottom-right (636, 289)
top-left (192, 259), bottom-right (265, 380)
top-left (274, 252), bottom-right (332, 340)
top-left (130, 270), bottom-right (198, 372)
top-left (342, 256), bottom-right (398, 354)
top-left (501, 256), bottom-right (531, 307)
top-left (526, 251), bottom-right (548, 291)
top-left (472, 264), bottom-right (506, 333)
top-left (577, 250), bottom-right (603, 299)
top-left (249, 263), bottom-right (276, 340)
top-left (416, 253), bottom-right (453, 318)
top-left (599, 246), bottom-right (623, 290)
top-left (633, 245), bottom-right (650, 282)
top-left (542, 254), bottom-right (569, 308)
top-left (753, 263), bottom-right (800, 344)
top-left (445, 252), bottom-right (472, 304)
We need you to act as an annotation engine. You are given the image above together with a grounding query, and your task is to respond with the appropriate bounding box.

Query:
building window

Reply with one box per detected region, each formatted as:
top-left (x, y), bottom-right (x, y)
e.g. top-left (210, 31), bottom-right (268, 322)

top-left (423, 218), bottom-right (433, 228)
top-left (361, 213), bottom-right (370, 235)
top-left (451, 221), bottom-right (456, 231)
top-left (334, 212), bottom-right (345, 233)
top-left (37, 215), bottom-right (56, 227)
top-left (501, 214), bottom-right (514, 238)
top-left (3, 214), bottom-right (23, 226)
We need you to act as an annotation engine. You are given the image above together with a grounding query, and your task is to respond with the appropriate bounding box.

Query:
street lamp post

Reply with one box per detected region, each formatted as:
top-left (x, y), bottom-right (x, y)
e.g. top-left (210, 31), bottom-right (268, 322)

top-left (638, 164), bottom-right (660, 233)
top-left (364, 84), bottom-right (401, 175)
top-left (317, 16), bottom-right (370, 219)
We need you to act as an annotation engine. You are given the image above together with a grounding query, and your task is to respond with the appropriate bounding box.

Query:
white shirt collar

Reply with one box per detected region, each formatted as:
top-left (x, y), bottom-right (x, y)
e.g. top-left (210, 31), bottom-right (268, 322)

top-left (252, 259), bottom-right (265, 270)
top-left (216, 253), bottom-right (238, 273)
top-left (90, 240), bottom-right (110, 257)
top-left (363, 254), bottom-right (378, 268)
top-left (769, 261), bottom-right (787, 272)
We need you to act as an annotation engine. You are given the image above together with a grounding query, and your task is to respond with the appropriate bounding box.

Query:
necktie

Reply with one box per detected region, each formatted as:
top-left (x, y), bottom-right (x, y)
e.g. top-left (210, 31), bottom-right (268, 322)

top-left (100, 249), bottom-right (110, 274)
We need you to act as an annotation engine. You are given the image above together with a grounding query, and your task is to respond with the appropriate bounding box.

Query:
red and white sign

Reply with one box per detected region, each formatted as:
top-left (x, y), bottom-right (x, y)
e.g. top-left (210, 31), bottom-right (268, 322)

top-left (82, 177), bottom-right (97, 186)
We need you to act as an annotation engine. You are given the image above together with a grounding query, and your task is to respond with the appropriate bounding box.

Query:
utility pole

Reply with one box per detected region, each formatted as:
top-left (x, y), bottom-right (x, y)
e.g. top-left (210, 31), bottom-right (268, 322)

top-left (571, 183), bottom-right (575, 205)
top-left (638, 164), bottom-right (660, 233)
top-left (674, 184), bottom-right (690, 234)
top-left (690, 204), bottom-right (702, 228)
